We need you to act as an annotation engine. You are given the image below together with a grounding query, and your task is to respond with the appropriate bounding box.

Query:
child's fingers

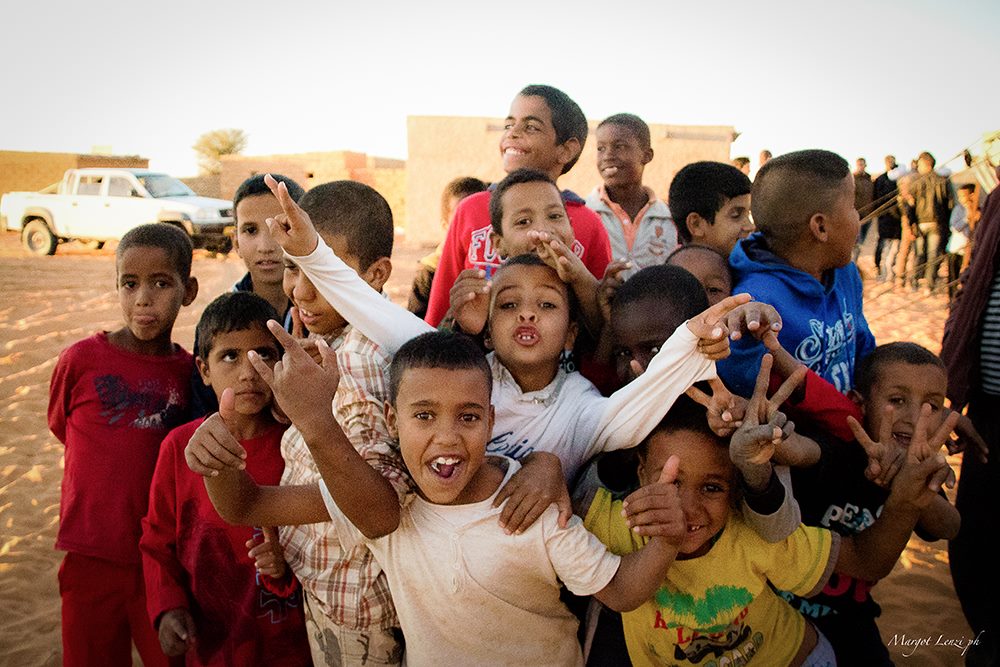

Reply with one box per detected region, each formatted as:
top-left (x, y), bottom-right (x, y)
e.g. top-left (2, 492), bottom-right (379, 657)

top-left (697, 338), bottom-right (731, 360)
top-left (218, 388), bottom-right (238, 428)
top-left (685, 384), bottom-right (712, 408)
top-left (498, 494), bottom-right (536, 536)
top-left (769, 364), bottom-right (807, 411)
top-left (745, 354), bottom-right (773, 423)
top-left (846, 415), bottom-right (877, 452)
top-left (621, 485), bottom-right (674, 517)
top-left (927, 408), bottom-right (961, 453)
top-left (290, 307), bottom-right (305, 339)
top-left (926, 457), bottom-right (953, 493)
top-left (264, 174), bottom-right (306, 225)
top-left (658, 454), bottom-right (680, 485)
top-left (910, 404), bottom-right (936, 460)
top-left (689, 293), bottom-right (753, 336)
top-left (630, 358), bottom-right (646, 377)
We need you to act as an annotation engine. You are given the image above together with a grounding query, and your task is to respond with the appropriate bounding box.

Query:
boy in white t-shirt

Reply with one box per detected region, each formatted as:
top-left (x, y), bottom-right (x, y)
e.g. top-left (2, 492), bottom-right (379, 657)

top-left (242, 327), bottom-right (692, 666)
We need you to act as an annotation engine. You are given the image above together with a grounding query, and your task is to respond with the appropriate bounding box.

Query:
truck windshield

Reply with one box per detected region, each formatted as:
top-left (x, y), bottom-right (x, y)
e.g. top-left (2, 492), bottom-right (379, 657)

top-left (137, 174), bottom-right (196, 198)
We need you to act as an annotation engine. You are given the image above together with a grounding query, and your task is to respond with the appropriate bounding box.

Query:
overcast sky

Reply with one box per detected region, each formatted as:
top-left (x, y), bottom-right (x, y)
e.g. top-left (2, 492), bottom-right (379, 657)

top-left (2, 0), bottom-right (997, 178)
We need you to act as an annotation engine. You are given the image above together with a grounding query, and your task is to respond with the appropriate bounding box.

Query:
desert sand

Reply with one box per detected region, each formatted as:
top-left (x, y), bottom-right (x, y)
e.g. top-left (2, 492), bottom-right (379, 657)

top-left (0, 232), bottom-right (977, 666)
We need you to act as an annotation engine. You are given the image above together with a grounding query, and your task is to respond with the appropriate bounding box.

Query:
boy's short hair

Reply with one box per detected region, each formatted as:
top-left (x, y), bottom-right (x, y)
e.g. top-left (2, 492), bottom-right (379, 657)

top-left (958, 183), bottom-right (976, 195)
top-left (669, 162), bottom-right (752, 243)
top-left (233, 173), bottom-right (305, 212)
top-left (918, 151), bottom-right (936, 167)
top-left (518, 84), bottom-right (589, 174)
top-left (751, 149), bottom-right (850, 251)
top-left (195, 291), bottom-right (280, 360)
top-left (117, 223), bottom-right (193, 280)
top-left (666, 244), bottom-right (735, 283)
top-left (854, 342), bottom-right (945, 397)
top-left (597, 113), bottom-right (651, 150)
top-left (298, 181), bottom-right (394, 270)
top-left (441, 176), bottom-right (488, 221)
top-left (612, 265), bottom-right (709, 320)
top-left (488, 168), bottom-right (561, 235)
top-left (388, 331), bottom-right (492, 405)
top-left (493, 252), bottom-right (580, 321)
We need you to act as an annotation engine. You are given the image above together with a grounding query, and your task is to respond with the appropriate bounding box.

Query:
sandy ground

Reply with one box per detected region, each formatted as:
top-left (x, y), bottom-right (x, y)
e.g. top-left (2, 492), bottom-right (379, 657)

top-left (0, 233), bottom-right (975, 666)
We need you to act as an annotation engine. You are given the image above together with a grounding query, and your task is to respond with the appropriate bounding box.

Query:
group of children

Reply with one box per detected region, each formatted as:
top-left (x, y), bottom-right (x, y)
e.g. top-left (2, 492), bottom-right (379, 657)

top-left (49, 83), bottom-right (972, 666)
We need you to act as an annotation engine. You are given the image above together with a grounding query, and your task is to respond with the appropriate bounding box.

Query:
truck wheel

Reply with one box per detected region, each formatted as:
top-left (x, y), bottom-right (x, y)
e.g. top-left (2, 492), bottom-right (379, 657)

top-left (22, 220), bottom-right (58, 255)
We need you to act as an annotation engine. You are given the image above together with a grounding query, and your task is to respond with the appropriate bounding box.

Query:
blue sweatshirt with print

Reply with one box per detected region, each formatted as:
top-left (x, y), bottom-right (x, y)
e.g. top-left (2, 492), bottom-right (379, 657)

top-left (718, 233), bottom-right (876, 398)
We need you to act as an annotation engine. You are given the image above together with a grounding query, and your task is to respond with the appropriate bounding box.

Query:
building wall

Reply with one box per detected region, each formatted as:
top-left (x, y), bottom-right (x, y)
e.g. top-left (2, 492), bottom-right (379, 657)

top-left (404, 116), bottom-right (735, 245)
top-left (220, 152), bottom-right (406, 229)
top-left (0, 151), bottom-right (148, 198)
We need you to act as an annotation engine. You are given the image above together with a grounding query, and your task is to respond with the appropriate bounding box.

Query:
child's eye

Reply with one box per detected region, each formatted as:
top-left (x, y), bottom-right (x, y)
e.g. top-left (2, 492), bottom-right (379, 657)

top-left (414, 411), bottom-right (433, 421)
top-left (648, 346), bottom-right (661, 356)
top-left (615, 348), bottom-right (632, 359)
top-left (548, 212), bottom-right (566, 222)
top-left (121, 280), bottom-right (137, 289)
top-left (241, 224), bottom-right (257, 235)
top-left (220, 351), bottom-right (239, 362)
top-left (888, 396), bottom-right (906, 406)
top-left (459, 413), bottom-right (481, 423)
top-left (513, 217), bottom-right (531, 227)
top-left (498, 300), bottom-right (517, 310)
top-left (526, 123), bottom-right (540, 133)
top-left (255, 349), bottom-right (277, 361)
top-left (155, 279), bottom-right (172, 288)
top-left (503, 122), bottom-right (514, 130)
top-left (703, 483), bottom-right (727, 494)
top-left (540, 301), bottom-right (558, 310)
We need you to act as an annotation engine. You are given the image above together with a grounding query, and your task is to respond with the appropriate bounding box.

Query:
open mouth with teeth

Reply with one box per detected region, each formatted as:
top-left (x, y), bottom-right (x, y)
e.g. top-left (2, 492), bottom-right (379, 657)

top-left (503, 147), bottom-right (527, 157)
top-left (892, 432), bottom-right (913, 447)
top-left (601, 166), bottom-right (621, 177)
top-left (429, 456), bottom-right (462, 479)
top-left (514, 327), bottom-right (538, 345)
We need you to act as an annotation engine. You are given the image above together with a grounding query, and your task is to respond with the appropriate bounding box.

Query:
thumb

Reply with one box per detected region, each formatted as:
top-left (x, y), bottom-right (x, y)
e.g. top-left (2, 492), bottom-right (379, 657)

top-left (219, 388), bottom-right (237, 427)
top-left (261, 525), bottom-right (280, 544)
top-left (556, 487), bottom-right (573, 529)
top-left (182, 611), bottom-right (197, 642)
top-left (658, 454), bottom-right (680, 485)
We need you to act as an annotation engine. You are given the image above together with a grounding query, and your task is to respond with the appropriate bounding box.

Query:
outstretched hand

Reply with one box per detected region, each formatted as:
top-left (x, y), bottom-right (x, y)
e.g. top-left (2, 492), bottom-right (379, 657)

top-left (447, 269), bottom-right (491, 335)
top-left (596, 259), bottom-right (632, 323)
top-left (729, 354), bottom-right (804, 468)
top-left (686, 378), bottom-right (748, 438)
top-left (888, 404), bottom-right (960, 507)
top-left (246, 320), bottom-right (341, 435)
top-left (264, 173), bottom-right (319, 256)
top-left (621, 455), bottom-right (685, 544)
top-left (685, 293), bottom-right (753, 360)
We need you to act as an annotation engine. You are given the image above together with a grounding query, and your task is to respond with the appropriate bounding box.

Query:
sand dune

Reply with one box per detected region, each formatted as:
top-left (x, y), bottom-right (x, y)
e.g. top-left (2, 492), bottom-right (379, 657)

top-left (0, 234), bottom-right (974, 666)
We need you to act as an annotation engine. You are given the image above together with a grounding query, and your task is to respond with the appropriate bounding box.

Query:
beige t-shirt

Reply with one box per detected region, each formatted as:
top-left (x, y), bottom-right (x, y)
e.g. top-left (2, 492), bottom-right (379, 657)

top-left (320, 459), bottom-right (622, 666)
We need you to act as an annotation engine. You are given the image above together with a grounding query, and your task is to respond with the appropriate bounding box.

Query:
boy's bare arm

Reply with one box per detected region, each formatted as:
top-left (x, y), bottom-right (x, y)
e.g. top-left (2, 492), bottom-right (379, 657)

top-left (185, 395), bottom-right (330, 526)
top-left (915, 494), bottom-right (960, 541)
top-left (836, 406), bottom-right (958, 581)
top-left (593, 456), bottom-right (683, 612)
top-left (249, 321), bottom-right (402, 538)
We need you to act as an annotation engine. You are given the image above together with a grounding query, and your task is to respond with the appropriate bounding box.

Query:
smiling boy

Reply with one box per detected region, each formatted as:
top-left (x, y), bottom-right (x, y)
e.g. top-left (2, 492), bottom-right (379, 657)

top-left (586, 114), bottom-right (676, 276)
top-left (424, 84), bottom-right (611, 326)
top-left (249, 329), bottom-right (691, 665)
top-left (668, 161), bottom-right (754, 256)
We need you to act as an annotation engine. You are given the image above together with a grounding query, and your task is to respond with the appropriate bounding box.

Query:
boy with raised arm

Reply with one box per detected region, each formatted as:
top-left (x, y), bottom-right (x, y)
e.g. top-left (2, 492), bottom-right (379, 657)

top-left (251, 329), bottom-right (691, 665)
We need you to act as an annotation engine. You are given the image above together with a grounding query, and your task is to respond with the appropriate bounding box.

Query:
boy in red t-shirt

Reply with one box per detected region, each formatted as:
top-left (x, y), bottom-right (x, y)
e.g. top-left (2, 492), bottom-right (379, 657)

top-left (140, 291), bottom-right (310, 666)
top-left (424, 84), bottom-right (612, 326)
top-left (49, 223), bottom-right (199, 666)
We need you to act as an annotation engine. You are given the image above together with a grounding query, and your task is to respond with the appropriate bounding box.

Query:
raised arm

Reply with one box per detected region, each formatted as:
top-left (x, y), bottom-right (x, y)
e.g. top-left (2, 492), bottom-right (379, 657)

top-left (248, 321), bottom-right (403, 537)
top-left (262, 174), bottom-right (433, 354)
top-left (836, 405), bottom-right (958, 581)
top-left (588, 295), bottom-right (751, 457)
top-left (593, 456), bottom-right (683, 612)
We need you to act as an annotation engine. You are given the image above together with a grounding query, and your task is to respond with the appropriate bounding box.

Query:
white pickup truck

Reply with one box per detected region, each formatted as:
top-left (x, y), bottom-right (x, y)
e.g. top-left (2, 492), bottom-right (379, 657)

top-left (0, 168), bottom-right (235, 255)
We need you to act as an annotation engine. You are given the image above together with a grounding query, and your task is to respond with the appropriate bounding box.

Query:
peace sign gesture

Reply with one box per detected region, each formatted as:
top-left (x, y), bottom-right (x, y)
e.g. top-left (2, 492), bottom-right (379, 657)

top-left (886, 404), bottom-right (959, 508)
top-left (263, 173), bottom-right (320, 257)
top-left (729, 354), bottom-right (805, 468)
top-left (685, 378), bottom-right (747, 438)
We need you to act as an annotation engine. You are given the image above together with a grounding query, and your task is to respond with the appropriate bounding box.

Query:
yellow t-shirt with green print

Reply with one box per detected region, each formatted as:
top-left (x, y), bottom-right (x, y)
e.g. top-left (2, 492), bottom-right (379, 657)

top-left (585, 488), bottom-right (837, 666)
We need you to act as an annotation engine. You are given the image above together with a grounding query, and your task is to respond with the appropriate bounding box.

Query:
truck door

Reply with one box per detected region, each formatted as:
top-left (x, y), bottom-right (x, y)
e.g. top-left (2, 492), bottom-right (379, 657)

top-left (66, 173), bottom-right (105, 238)
top-left (105, 175), bottom-right (151, 239)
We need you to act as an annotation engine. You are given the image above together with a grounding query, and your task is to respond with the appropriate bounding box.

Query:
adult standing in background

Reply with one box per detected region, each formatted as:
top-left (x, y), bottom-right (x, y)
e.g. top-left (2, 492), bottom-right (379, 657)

top-left (853, 158), bottom-right (875, 260)
top-left (907, 152), bottom-right (954, 293)
top-left (873, 156), bottom-right (902, 281)
top-left (940, 163), bottom-right (1000, 667)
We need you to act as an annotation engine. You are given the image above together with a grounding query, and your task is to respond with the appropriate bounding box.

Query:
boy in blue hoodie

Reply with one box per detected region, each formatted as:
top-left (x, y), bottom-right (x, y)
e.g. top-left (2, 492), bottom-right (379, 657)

top-left (718, 149), bottom-right (876, 397)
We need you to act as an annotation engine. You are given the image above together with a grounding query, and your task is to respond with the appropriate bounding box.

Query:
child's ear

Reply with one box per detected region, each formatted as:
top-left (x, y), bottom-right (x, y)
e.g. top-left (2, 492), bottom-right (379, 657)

top-left (642, 146), bottom-right (654, 166)
top-left (848, 388), bottom-right (866, 413)
top-left (384, 401), bottom-right (398, 440)
top-left (564, 320), bottom-right (579, 352)
top-left (555, 137), bottom-right (581, 173)
top-left (488, 230), bottom-right (508, 260)
top-left (686, 212), bottom-right (710, 240)
top-left (196, 356), bottom-right (211, 387)
top-left (362, 257), bottom-right (393, 293)
top-left (183, 276), bottom-right (199, 306)
top-left (809, 213), bottom-right (828, 243)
